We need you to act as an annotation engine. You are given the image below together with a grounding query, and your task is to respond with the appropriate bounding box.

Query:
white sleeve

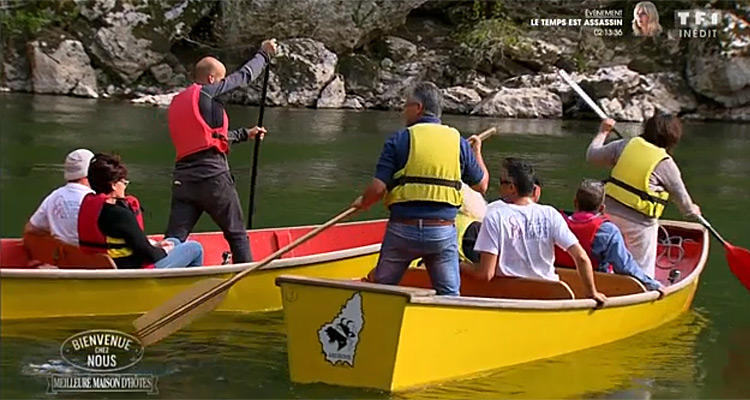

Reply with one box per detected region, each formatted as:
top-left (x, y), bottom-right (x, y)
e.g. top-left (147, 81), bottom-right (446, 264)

top-left (29, 196), bottom-right (51, 231)
top-left (474, 211), bottom-right (501, 255)
top-left (551, 210), bottom-right (578, 250)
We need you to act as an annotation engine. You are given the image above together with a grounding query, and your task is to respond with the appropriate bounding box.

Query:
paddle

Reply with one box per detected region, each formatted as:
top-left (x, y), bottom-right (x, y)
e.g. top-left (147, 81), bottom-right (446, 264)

top-left (558, 69), bottom-right (624, 139)
top-left (695, 215), bottom-right (750, 292)
top-left (247, 67), bottom-right (271, 229)
top-left (475, 127), bottom-right (496, 141)
top-left (133, 204), bottom-right (359, 346)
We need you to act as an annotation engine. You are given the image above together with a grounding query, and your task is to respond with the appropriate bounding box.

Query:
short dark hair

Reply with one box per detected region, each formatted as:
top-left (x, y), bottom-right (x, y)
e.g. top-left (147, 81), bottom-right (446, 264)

top-left (641, 113), bottom-right (682, 153)
top-left (406, 81), bottom-right (442, 117)
top-left (575, 179), bottom-right (605, 212)
top-left (503, 158), bottom-right (536, 197)
top-left (88, 153), bottom-right (128, 194)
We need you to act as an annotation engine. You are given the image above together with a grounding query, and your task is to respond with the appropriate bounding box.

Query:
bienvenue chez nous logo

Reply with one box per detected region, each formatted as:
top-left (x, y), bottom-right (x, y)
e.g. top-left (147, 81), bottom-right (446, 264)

top-left (47, 329), bottom-right (158, 394)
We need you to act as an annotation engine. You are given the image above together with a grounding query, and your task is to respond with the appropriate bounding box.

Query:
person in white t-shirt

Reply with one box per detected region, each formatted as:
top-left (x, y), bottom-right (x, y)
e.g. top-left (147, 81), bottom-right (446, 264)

top-left (464, 158), bottom-right (606, 305)
top-left (24, 149), bottom-right (95, 245)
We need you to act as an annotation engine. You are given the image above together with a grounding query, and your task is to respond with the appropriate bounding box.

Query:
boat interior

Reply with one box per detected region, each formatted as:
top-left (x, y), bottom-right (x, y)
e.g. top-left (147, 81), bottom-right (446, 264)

top-left (0, 220), bottom-right (387, 269)
top-left (1, 220), bottom-right (703, 302)
top-left (395, 224), bottom-right (705, 300)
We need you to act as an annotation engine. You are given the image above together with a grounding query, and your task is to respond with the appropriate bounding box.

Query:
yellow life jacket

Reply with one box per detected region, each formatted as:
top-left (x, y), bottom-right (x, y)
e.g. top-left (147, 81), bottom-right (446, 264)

top-left (604, 137), bottom-right (671, 218)
top-left (455, 212), bottom-right (479, 263)
top-left (384, 123), bottom-right (463, 207)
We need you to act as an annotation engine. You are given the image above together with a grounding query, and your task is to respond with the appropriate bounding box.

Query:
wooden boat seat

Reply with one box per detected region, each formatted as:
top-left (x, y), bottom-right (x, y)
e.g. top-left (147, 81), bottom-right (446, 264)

top-left (398, 268), bottom-right (576, 300)
top-left (555, 267), bottom-right (647, 297)
top-left (22, 233), bottom-right (117, 269)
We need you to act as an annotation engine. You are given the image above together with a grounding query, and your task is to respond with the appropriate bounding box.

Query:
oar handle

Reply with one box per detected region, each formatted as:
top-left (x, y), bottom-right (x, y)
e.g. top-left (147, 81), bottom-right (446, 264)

top-left (695, 214), bottom-right (728, 246)
top-left (476, 127), bottom-right (496, 141)
top-left (558, 69), bottom-right (623, 139)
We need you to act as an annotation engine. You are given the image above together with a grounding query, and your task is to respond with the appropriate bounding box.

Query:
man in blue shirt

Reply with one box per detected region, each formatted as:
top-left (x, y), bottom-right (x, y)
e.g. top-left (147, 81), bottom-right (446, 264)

top-left (352, 81), bottom-right (488, 295)
top-left (560, 179), bottom-right (664, 294)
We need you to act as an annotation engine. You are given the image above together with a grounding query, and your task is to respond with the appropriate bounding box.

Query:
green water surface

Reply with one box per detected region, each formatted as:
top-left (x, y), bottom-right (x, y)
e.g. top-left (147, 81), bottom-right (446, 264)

top-left (1, 94), bottom-right (749, 399)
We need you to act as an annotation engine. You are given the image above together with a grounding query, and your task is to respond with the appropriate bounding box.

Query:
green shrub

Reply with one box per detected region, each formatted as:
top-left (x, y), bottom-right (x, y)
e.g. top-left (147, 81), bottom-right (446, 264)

top-left (0, 0), bottom-right (79, 38)
top-left (454, 17), bottom-right (523, 63)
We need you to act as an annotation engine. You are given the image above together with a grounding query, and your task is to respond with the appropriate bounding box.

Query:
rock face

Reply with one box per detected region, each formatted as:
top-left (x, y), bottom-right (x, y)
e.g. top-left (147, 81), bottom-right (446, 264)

top-left (503, 66), bottom-right (698, 121)
top-left (442, 86), bottom-right (482, 114)
top-left (686, 42), bottom-right (750, 108)
top-left (578, 66), bottom-right (641, 99)
top-left (339, 39), bottom-right (455, 110)
top-left (28, 38), bottom-right (98, 98)
top-left (472, 88), bottom-right (563, 119)
top-left (342, 95), bottom-right (365, 110)
top-left (278, 39), bottom-right (338, 107)
top-left (215, 0), bottom-right (429, 53)
top-left (317, 75), bottom-right (346, 109)
top-left (2, 1), bottom-right (748, 122)
top-left (149, 63), bottom-right (173, 85)
top-left (75, 0), bottom-right (213, 83)
top-left (2, 46), bottom-right (31, 92)
top-left (373, 36), bottom-right (418, 62)
top-left (229, 39), bottom-right (338, 108)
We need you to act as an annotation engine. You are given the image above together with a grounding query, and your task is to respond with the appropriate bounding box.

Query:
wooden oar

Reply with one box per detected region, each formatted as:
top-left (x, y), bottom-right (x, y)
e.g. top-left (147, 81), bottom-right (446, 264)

top-left (133, 204), bottom-right (359, 346)
top-left (247, 67), bottom-right (271, 229)
top-left (476, 127), bottom-right (496, 141)
top-left (695, 215), bottom-right (750, 292)
top-left (558, 69), bottom-right (624, 139)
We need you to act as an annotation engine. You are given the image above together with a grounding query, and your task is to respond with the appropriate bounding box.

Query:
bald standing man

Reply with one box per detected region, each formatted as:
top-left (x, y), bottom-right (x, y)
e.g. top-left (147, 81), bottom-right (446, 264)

top-left (165, 39), bottom-right (277, 263)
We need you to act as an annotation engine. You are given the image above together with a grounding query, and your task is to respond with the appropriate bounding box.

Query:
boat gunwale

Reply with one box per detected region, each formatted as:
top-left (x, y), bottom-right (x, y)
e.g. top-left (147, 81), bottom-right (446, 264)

top-left (0, 245), bottom-right (381, 279)
top-left (0, 219), bottom-right (387, 279)
top-left (277, 220), bottom-right (708, 312)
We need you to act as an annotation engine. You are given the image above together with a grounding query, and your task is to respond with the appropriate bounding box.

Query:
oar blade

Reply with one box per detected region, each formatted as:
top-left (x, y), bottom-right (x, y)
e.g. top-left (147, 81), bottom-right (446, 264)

top-left (138, 289), bottom-right (229, 347)
top-left (132, 278), bottom-right (225, 335)
top-left (726, 243), bottom-right (750, 292)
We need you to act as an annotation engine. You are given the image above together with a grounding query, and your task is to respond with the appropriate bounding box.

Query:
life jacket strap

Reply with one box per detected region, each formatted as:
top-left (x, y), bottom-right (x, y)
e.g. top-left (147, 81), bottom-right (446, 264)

top-left (211, 132), bottom-right (228, 142)
top-left (606, 177), bottom-right (668, 206)
top-left (388, 176), bottom-right (462, 191)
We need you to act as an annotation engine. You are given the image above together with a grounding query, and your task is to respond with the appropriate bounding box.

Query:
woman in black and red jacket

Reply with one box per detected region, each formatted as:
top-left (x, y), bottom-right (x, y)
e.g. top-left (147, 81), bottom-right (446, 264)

top-left (78, 153), bottom-right (204, 269)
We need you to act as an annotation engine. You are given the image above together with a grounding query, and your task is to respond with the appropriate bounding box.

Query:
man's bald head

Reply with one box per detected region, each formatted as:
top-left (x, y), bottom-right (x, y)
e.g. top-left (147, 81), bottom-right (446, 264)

top-left (194, 57), bottom-right (226, 84)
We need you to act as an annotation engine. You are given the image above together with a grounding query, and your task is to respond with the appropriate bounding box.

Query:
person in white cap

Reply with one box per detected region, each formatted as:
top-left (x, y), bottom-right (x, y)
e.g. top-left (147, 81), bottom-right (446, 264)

top-left (24, 149), bottom-right (95, 245)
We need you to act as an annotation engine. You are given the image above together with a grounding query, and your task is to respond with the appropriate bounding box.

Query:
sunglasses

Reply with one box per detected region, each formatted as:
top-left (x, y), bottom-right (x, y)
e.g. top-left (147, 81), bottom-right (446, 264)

top-left (119, 179), bottom-right (130, 187)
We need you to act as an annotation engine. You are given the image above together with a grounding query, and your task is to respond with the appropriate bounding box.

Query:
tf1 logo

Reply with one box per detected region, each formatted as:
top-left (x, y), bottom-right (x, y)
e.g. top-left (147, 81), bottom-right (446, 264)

top-left (675, 9), bottom-right (723, 28)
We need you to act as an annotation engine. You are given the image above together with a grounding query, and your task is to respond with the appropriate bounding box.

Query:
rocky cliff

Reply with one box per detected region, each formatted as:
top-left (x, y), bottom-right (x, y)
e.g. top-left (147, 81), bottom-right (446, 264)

top-left (1, 0), bottom-right (748, 122)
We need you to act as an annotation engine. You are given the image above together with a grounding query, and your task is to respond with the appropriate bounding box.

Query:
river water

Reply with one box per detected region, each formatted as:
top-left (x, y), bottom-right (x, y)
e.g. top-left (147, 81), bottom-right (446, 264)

top-left (1, 93), bottom-right (749, 399)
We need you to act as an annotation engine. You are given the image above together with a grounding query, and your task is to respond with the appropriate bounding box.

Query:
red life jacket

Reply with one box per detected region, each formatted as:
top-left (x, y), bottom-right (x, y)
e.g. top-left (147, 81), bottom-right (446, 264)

top-left (77, 193), bottom-right (154, 269)
top-left (168, 83), bottom-right (229, 160)
top-left (554, 210), bottom-right (610, 271)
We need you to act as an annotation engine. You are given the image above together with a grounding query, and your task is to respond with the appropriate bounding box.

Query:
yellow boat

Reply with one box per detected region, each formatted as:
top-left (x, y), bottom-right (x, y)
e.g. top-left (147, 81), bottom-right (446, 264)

top-left (0, 219), bottom-right (386, 320)
top-left (276, 220), bottom-right (708, 392)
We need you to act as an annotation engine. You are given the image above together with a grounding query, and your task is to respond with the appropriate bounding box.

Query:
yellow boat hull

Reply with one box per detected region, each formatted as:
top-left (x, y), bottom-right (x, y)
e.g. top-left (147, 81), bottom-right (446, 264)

top-left (1, 248), bottom-right (378, 320)
top-left (277, 221), bottom-right (708, 392)
top-left (401, 311), bottom-right (706, 399)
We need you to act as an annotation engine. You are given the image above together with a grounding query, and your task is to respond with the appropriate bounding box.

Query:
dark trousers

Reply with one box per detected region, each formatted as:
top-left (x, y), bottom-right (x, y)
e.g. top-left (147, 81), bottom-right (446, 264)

top-left (164, 172), bottom-right (252, 263)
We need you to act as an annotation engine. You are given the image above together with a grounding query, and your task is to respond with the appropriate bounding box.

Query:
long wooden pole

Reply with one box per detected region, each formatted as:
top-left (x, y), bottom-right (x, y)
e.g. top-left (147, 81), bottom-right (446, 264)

top-left (247, 67), bottom-right (270, 229)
